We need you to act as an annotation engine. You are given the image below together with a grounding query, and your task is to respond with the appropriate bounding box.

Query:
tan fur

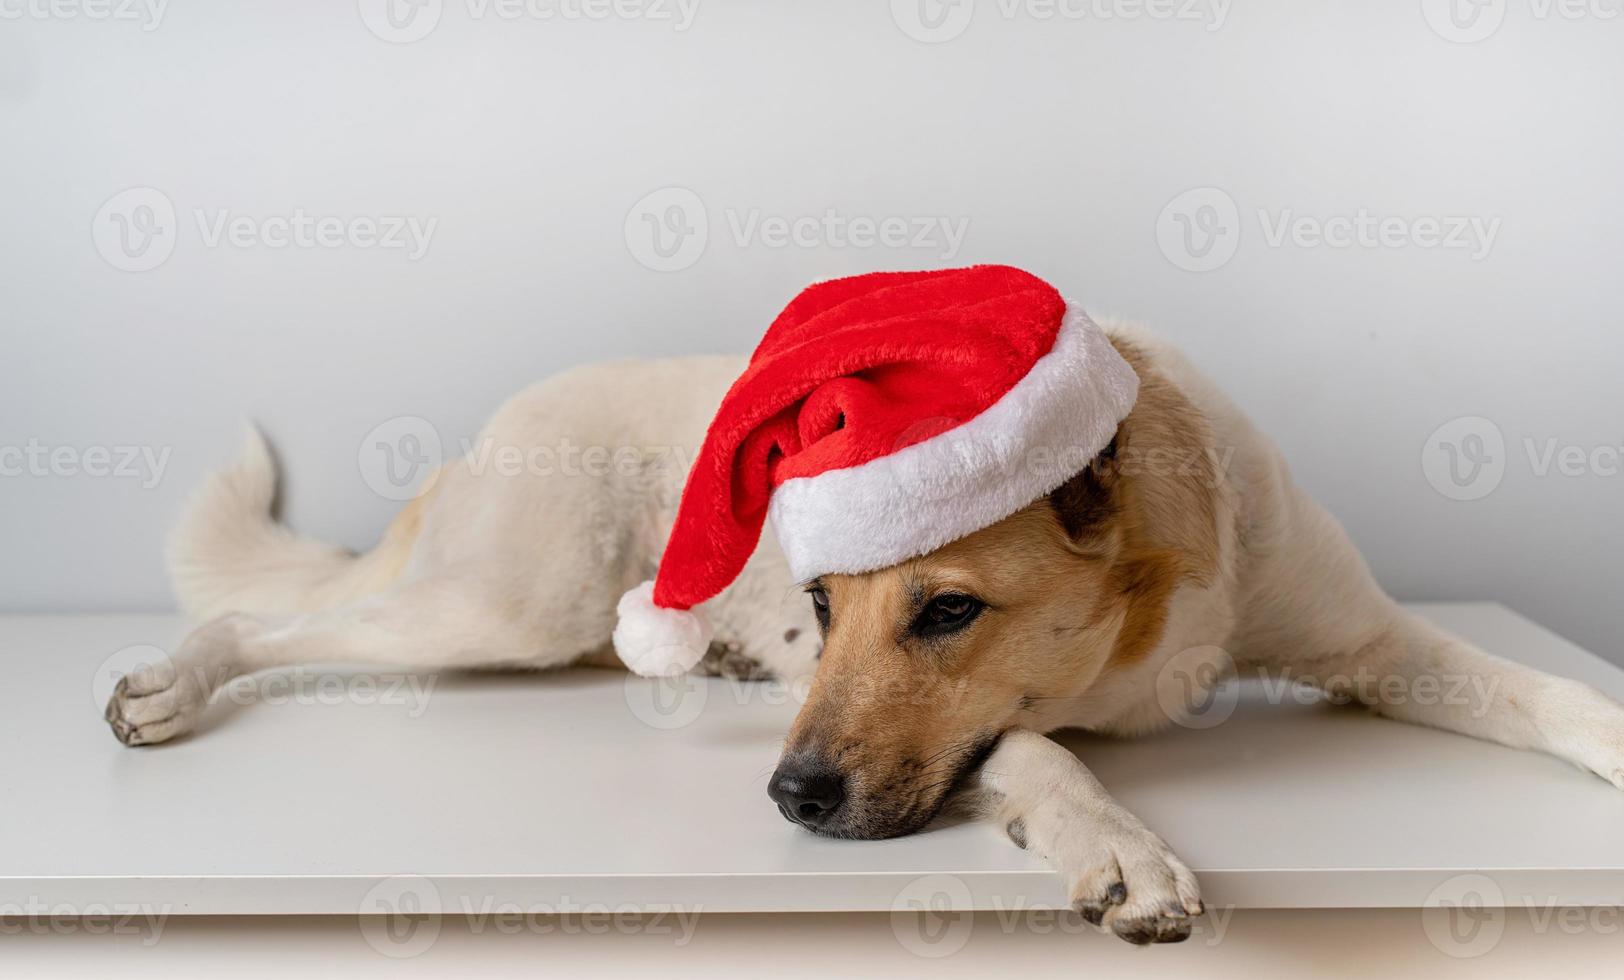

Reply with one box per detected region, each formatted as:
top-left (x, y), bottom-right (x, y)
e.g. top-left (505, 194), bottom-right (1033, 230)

top-left (783, 341), bottom-right (1228, 836)
top-left (789, 504), bottom-right (1112, 838)
top-left (1097, 338), bottom-right (1221, 666)
top-left (371, 467), bottom-right (441, 586)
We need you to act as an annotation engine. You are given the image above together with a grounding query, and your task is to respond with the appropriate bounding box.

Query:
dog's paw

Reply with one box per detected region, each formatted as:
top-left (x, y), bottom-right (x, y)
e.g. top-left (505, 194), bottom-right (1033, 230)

top-left (1540, 678), bottom-right (1624, 791)
top-left (697, 641), bottom-right (774, 682)
top-left (103, 656), bottom-right (210, 746)
top-left (1060, 820), bottom-right (1203, 945)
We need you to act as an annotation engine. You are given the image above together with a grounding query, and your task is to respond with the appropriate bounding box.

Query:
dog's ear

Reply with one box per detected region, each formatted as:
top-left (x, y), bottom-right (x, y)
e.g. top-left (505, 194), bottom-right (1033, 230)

top-left (1048, 428), bottom-right (1124, 553)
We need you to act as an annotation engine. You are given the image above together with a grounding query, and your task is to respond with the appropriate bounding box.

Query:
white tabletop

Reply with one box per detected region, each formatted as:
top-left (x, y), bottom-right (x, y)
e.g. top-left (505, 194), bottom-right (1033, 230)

top-left (3, 603), bottom-right (1622, 915)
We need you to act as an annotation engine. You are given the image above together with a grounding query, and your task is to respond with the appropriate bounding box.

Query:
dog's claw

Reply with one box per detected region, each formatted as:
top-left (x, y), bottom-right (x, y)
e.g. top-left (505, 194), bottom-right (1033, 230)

top-left (1054, 817), bottom-right (1202, 945)
top-left (1111, 909), bottom-right (1192, 945)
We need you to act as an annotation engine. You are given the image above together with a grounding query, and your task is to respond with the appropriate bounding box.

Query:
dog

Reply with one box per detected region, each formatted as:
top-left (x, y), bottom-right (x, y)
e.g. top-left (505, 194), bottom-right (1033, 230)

top-left (103, 313), bottom-right (1624, 946)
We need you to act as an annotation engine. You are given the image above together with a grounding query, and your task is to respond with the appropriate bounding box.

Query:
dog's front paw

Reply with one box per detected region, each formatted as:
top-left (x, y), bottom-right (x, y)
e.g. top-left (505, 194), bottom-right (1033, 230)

top-left (1056, 817), bottom-right (1203, 945)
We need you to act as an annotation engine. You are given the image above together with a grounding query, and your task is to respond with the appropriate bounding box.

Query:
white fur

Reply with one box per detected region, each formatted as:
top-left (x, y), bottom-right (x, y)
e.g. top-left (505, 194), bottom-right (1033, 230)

top-left (767, 307), bottom-right (1138, 582)
top-left (108, 324), bottom-right (1624, 944)
top-left (167, 425), bottom-right (402, 618)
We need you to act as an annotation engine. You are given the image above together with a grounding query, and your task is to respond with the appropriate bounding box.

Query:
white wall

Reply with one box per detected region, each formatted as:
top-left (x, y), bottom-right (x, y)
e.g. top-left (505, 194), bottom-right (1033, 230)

top-left (3, 0), bottom-right (1621, 663)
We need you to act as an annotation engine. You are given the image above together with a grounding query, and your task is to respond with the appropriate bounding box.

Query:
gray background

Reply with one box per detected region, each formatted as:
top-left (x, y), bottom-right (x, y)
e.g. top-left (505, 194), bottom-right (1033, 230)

top-left (3, 0), bottom-right (1620, 664)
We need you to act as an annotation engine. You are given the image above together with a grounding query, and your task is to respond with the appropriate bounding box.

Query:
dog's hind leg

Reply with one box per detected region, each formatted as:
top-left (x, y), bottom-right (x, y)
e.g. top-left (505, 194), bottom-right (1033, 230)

top-left (1348, 612), bottom-right (1624, 789)
top-left (103, 576), bottom-right (572, 746)
top-left (1229, 471), bottom-right (1624, 789)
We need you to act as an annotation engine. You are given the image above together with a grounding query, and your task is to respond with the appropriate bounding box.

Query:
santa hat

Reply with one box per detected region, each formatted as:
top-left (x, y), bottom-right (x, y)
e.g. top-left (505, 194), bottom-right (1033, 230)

top-left (612, 265), bottom-right (1140, 677)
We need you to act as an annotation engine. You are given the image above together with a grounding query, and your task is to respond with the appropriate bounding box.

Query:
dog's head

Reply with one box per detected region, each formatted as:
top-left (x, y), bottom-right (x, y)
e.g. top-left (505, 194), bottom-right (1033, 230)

top-left (766, 345), bottom-right (1220, 839)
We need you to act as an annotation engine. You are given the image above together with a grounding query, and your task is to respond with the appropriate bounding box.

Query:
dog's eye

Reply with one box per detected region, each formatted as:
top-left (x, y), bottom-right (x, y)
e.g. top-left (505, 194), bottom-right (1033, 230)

top-left (808, 587), bottom-right (830, 631)
top-left (910, 593), bottom-right (985, 638)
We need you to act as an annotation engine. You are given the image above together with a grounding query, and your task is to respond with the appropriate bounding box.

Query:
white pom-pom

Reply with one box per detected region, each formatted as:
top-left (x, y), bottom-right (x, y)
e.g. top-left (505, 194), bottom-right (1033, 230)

top-left (612, 581), bottom-right (712, 677)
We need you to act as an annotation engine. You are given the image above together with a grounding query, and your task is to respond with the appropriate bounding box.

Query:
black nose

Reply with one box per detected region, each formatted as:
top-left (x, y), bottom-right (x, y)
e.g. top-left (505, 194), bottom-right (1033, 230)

top-left (768, 760), bottom-right (846, 829)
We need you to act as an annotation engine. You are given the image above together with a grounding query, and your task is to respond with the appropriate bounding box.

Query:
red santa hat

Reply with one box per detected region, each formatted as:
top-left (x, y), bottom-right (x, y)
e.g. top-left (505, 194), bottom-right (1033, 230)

top-left (612, 265), bottom-right (1140, 676)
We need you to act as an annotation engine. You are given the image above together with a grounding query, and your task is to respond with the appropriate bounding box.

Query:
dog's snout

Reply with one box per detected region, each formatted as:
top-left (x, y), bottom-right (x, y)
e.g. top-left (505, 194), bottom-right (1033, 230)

top-left (768, 760), bottom-right (846, 829)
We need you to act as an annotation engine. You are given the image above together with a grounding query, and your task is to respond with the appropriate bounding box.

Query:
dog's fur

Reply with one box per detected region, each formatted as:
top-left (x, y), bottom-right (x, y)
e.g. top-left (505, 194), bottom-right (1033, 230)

top-left (105, 322), bottom-right (1624, 945)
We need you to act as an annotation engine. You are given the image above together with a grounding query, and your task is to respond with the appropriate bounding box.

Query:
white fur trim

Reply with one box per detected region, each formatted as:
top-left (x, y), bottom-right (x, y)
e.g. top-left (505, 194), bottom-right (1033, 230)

top-left (767, 307), bottom-right (1138, 582)
top-left (612, 581), bottom-right (712, 677)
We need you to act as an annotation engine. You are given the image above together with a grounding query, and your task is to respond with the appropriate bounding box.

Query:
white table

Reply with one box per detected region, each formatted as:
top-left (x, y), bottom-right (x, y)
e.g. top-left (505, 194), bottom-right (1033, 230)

top-left (4, 603), bottom-right (1622, 921)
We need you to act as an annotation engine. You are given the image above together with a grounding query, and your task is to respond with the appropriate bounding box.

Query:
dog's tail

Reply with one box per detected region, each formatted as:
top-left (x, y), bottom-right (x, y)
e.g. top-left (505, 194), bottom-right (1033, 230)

top-left (167, 426), bottom-right (420, 621)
